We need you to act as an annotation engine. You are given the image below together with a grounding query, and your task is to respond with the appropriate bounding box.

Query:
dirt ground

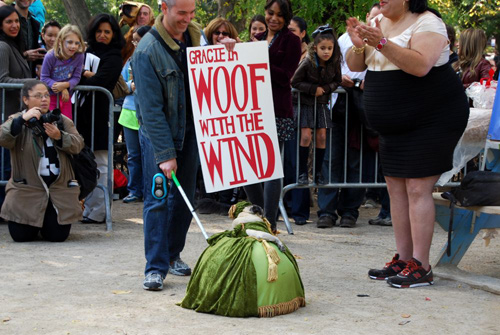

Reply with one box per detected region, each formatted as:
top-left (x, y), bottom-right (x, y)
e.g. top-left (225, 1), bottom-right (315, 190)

top-left (1, 199), bottom-right (499, 335)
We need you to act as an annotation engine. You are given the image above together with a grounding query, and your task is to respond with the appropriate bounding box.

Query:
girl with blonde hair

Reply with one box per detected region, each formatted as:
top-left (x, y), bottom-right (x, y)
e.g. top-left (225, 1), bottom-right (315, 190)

top-left (41, 24), bottom-right (85, 119)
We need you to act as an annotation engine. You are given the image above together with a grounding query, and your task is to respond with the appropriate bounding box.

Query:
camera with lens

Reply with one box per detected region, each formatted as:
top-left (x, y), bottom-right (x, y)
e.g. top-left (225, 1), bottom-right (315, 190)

top-left (352, 78), bottom-right (362, 89)
top-left (25, 108), bottom-right (61, 137)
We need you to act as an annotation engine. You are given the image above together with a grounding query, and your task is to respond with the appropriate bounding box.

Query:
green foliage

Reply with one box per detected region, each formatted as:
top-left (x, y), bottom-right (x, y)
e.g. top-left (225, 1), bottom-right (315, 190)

top-left (44, 0), bottom-right (160, 26)
top-left (430, 0), bottom-right (500, 36)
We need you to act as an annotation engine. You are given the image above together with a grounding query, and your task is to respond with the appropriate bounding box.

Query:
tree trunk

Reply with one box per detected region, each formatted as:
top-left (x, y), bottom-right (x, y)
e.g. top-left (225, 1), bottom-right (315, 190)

top-left (61, 0), bottom-right (92, 39)
top-left (217, 0), bottom-right (247, 34)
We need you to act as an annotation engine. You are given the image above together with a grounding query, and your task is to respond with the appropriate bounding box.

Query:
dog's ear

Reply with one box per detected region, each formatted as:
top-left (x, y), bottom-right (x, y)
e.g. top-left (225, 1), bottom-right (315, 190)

top-left (249, 205), bottom-right (264, 216)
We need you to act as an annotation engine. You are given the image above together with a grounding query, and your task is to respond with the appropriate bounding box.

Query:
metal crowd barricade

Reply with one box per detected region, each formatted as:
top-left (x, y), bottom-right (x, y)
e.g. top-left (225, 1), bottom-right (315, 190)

top-left (0, 83), bottom-right (114, 231)
top-left (279, 88), bottom-right (461, 235)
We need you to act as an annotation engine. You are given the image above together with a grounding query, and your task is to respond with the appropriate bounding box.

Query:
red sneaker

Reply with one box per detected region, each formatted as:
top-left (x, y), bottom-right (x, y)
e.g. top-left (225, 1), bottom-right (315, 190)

top-left (368, 254), bottom-right (407, 280)
top-left (387, 258), bottom-right (434, 288)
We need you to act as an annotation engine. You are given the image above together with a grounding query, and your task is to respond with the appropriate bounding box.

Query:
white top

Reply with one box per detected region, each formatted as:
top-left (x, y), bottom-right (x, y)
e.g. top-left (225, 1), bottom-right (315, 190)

top-left (365, 12), bottom-right (449, 71)
top-left (338, 32), bottom-right (366, 80)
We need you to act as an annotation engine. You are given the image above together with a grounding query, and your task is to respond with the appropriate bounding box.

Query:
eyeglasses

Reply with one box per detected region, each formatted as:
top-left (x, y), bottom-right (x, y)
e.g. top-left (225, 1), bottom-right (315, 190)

top-left (29, 94), bottom-right (50, 100)
top-left (214, 31), bottom-right (230, 37)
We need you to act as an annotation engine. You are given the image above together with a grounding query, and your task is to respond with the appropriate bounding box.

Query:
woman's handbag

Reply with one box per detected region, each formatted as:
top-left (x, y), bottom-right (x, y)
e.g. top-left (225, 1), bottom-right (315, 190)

top-left (112, 74), bottom-right (130, 100)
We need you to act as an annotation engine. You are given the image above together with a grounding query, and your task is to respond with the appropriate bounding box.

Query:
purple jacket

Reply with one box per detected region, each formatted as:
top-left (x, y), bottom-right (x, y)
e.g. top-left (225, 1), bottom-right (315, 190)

top-left (257, 28), bottom-right (301, 118)
top-left (41, 50), bottom-right (84, 94)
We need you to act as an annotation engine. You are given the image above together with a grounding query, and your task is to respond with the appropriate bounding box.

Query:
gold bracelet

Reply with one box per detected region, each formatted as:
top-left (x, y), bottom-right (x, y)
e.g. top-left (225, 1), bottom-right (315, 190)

top-left (351, 45), bottom-right (365, 55)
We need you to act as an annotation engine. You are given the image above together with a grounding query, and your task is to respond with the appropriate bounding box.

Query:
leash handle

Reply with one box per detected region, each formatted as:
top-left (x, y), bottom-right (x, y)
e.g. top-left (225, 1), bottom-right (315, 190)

top-left (171, 171), bottom-right (209, 241)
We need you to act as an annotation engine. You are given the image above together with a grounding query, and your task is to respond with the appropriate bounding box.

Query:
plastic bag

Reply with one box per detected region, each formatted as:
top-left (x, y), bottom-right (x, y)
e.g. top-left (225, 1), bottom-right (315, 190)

top-left (466, 80), bottom-right (497, 109)
top-left (437, 108), bottom-right (492, 185)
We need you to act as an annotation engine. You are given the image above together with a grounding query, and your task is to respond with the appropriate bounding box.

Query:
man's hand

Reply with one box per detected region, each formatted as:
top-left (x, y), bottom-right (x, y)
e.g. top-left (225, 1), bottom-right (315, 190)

top-left (159, 158), bottom-right (177, 179)
top-left (24, 48), bottom-right (45, 61)
top-left (341, 74), bottom-right (354, 88)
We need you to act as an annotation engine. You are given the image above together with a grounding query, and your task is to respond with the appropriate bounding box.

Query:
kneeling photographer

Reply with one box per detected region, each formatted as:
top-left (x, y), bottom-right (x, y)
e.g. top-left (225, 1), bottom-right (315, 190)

top-left (0, 80), bottom-right (84, 242)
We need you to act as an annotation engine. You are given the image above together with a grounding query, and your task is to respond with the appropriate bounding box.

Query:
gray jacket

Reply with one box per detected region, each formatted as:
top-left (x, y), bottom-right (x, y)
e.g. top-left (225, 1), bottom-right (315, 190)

top-left (0, 41), bottom-right (31, 119)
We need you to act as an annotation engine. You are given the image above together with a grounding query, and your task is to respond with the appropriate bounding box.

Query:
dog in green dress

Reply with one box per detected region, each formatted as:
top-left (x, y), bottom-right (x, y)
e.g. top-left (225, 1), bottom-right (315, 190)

top-left (179, 202), bottom-right (306, 317)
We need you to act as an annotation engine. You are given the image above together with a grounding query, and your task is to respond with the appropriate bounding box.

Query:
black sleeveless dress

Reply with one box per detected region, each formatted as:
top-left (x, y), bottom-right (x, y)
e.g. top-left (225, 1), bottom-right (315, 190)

top-left (363, 64), bottom-right (469, 178)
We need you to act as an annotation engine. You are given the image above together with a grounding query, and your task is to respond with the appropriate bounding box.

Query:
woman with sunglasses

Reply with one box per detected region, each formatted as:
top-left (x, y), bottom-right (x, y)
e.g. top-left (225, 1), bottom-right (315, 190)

top-left (203, 18), bottom-right (240, 46)
top-left (0, 80), bottom-right (84, 242)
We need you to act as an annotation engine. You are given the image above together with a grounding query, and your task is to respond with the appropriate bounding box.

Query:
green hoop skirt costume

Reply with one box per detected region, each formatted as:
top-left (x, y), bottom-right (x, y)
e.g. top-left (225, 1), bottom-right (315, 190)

top-left (179, 221), bottom-right (305, 317)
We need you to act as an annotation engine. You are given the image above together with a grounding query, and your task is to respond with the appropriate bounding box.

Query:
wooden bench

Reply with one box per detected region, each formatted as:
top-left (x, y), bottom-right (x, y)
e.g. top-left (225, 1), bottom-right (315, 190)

top-left (433, 192), bottom-right (500, 267)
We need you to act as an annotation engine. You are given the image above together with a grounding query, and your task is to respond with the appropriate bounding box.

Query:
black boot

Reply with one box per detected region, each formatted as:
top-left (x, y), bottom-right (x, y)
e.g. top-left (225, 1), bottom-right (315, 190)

top-left (297, 146), bottom-right (310, 185)
top-left (314, 148), bottom-right (326, 185)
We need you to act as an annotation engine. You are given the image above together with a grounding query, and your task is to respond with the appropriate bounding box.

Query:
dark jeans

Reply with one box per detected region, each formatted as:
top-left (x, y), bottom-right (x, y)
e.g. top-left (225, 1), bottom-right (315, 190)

top-left (378, 187), bottom-right (391, 219)
top-left (243, 142), bottom-right (284, 230)
top-left (283, 138), bottom-right (310, 221)
top-left (8, 199), bottom-right (71, 242)
top-left (363, 147), bottom-right (391, 219)
top-left (317, 123), bottom-right (365, 221)
top-left (140, 122), bottom-right (199, 278)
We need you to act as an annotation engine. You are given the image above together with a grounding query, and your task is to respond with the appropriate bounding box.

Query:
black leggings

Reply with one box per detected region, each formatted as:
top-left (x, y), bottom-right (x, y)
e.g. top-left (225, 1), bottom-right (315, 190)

top-left (8, 199), bottom-right (71, 242)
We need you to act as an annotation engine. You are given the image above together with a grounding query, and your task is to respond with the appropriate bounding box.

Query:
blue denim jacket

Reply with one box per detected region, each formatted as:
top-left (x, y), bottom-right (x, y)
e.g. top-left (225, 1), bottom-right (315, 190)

top-left (131, 15), bottom-right (202, 164)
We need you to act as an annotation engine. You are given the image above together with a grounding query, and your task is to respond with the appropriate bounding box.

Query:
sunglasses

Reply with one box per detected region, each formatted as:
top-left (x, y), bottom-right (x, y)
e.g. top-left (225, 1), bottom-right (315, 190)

top-left (214, 31), bottom-right (230, 37)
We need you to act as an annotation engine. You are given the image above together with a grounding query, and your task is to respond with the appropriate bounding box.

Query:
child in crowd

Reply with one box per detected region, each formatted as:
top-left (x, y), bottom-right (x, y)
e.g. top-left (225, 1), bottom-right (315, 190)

top-left (118, 25), bottom-right (151, 203)
top-left (41, 20), bottom-right (61, 51)
top-left (41, 25), bottom-right (85, 120)
top-left (291, 25), bottom-right (341, 185)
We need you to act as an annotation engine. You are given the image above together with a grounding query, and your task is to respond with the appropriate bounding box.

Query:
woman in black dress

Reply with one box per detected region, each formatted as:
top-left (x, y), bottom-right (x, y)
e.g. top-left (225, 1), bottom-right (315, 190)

top-left (77, 14), bottom-right (124, 223)
top-left (345, 0), bottom-right (469, 288)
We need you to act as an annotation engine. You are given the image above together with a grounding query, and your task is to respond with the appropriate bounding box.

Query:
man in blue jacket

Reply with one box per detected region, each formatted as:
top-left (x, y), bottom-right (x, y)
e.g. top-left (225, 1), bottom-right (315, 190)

top-left (131, 0), bottom-right (201, 291)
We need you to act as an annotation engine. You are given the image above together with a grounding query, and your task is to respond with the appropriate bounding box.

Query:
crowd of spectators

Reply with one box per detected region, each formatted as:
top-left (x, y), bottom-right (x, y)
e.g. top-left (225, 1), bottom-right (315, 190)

top-left (0, 0), bottom-right (493, 291)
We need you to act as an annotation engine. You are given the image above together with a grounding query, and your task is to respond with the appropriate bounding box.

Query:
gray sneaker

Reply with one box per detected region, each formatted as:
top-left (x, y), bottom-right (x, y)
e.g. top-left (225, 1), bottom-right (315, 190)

top-left (143, 272), bottom-right (164, 291)
top-left (168, 258), bottom-right (192, 276)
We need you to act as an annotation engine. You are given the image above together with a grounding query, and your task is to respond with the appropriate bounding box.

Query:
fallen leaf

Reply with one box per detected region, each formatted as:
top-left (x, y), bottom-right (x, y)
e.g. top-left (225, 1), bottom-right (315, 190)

top-left (2, 317), bottom-right (11, 323)
top-left (294, 254), bottom-right (302, 259)
top-left (401, 314), bottom-right (411, 318)
top-left (112, 290), bottom-right (131, 295)
top-left (399, 321), bottom-right (411, 326)
top-left (425, 297), bottom-right (431, 301)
